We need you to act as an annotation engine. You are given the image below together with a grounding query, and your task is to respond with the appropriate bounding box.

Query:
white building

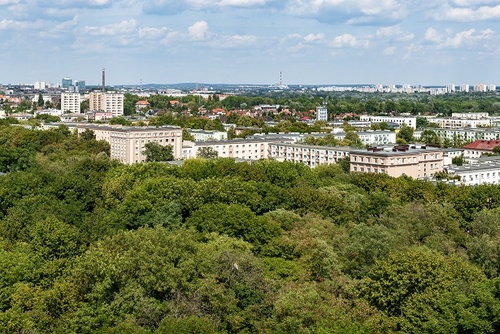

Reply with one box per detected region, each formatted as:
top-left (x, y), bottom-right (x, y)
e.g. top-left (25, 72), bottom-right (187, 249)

top-left (268, 143), bottom-right (352, 168)
top-left (446, 162), bottom-right (500, 186)
top-left (61, 93), bottom-right (81, 114)
top-left (430, 117), bottom-right (492, 129)
top-left (188, 129), bottom-right (227, 141)
top-left (340, 130), bottom-right (396, 146)
top-left (359, 115), bottom-right (417, 129)
top-left (316, 106), bottom-right (328, 122)
top-left (191, 138), bottom-right (276, 161)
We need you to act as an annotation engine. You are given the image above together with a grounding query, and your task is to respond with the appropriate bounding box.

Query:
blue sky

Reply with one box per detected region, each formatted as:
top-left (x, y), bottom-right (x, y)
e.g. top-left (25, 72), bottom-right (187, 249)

top-left (0, 0), bottom-right (499, 86)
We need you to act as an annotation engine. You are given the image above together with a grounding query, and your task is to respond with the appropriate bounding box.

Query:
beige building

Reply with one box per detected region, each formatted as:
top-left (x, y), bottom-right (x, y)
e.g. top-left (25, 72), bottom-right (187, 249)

top-left (350, 145), bottom-right (444, 179)
top-left (89, 92), bottom-right (124, 117)
top-left (78, 125), bottom-right (182, 164)
top-left (61, 93), bottom-right (81, 114)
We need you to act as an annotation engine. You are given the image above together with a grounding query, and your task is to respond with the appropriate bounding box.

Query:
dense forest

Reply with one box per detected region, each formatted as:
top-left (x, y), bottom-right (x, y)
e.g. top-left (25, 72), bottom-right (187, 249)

top-left (2, 123), bottom-right (500, 333)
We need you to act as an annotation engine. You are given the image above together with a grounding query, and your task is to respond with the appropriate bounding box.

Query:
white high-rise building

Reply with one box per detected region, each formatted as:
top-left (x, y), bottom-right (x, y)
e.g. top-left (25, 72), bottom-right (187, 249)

top-left (446, 83), bottom-right (455, 93)
top-left (460, 84), bottom-right (469, 92)
top-left (89, 92), bottom-right (124, 117)
top-left (61, 93), bottom-right (81, 114)
top-left (316, 105), bottom-right (328, 122)
top-left (474, 83), bottom-right (488, 92)
top-left (34, 81), bottom-right (46, 90)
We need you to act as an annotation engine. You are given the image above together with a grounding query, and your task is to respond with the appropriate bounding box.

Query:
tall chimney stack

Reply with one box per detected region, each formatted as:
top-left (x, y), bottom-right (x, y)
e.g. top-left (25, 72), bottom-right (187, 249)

top-left (102, 67), bottom-right (105, 92)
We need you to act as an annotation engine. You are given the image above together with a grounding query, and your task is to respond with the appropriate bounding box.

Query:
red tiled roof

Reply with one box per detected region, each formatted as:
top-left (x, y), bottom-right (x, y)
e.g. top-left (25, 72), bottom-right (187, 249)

top-left (463, 140), bottom-right (500, 151)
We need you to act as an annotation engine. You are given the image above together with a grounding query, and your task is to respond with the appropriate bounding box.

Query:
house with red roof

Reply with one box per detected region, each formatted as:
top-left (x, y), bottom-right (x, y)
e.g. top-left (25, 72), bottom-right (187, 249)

top-left (135, 100), bottom-right (150, 112)
top-left (463, 140), bottom-right (500, 160)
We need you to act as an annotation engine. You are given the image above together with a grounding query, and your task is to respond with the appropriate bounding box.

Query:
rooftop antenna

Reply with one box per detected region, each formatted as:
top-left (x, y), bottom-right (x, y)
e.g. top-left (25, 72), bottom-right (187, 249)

top-left (279, 71), bottom-right (283, 86)
top-left (102, 67), bottom-right (105, 92)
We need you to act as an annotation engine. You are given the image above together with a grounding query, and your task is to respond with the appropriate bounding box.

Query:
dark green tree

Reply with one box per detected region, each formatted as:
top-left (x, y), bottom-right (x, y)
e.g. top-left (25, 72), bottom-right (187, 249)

top-left (144, 142), bottom-right (174, 162)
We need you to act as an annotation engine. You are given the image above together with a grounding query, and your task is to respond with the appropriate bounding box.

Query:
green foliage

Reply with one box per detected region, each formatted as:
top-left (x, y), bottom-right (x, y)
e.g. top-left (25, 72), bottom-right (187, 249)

top-left (2, 114), bottom-right (500, 332)
top-left (397, 124), bottom-right (414, 143)
top-left (196, 146), bottom-right (218, 159)
top-left (143, 142), bottom-right (174, 162)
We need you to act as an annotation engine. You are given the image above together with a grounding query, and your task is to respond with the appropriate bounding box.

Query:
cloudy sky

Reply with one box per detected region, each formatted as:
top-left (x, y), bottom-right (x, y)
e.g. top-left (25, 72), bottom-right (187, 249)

top-left (0, 0), bottom-right (499, 86)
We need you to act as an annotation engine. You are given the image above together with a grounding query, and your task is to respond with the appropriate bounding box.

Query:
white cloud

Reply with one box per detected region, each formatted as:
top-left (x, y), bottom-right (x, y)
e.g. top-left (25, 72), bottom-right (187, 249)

top-left (424, 27), bottom-right (441, 43)
top-left (286, 0), bottom-right (408, 23)
top-left (330, 33), bottom-right (369, 48)
top-left (424, 27), bottom-right (496, 49)
top-left (0, 0), bottom-right (20, 5)
top-left (82, 19), bottom-right (137, 35)
top-left (188, 21), bottom-right (209, 40)
top-left (376, 25), bottom-right (414, 42)
top-left (304, 33), bottom-right (325, 43)
top-left (442, 28), bottom-right (494, 48)
top-left (434, 4), bottom-right (500, 21)
top-left (210, 34), bottom-right (258, 48)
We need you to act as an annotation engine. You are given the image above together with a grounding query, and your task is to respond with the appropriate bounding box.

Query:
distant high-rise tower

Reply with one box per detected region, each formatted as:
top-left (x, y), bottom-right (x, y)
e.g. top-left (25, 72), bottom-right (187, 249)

top-left (62, 77), bottom-right (72, 89)
top-left (102, 68), bottom-right (106, 92)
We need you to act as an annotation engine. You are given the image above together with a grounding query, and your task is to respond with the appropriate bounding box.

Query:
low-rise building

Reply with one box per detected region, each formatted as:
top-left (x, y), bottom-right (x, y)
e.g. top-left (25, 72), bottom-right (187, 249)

top-left (359, 115), bottom-right (417, 129)
top-left (446, 162), bottom-right (500, 186)
top-left (268, 143), bottom-right (352, 168)
top-left (350, 144), bottom-right (444, 179)
top-left (188, 129), bottom-right (227, 141)
top-left (192, 138), bottom-right (276, 161)
top-left (463, 140), bottom-right (500, 160)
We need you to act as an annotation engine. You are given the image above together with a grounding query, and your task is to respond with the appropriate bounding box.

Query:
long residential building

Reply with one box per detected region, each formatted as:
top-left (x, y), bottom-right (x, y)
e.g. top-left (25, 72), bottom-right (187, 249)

top-left (350, 144), bottom-right (444, 179)
top-left (359, 115), bottom-right (417, 129)
top-left (268, 143), bottom-right (352, 168)
top-left (78, 124), bottom-right (182, 164)
top-left (446, 161), bottom-right (500, 186)
top-left (183, 138), bottom-right (284, 161)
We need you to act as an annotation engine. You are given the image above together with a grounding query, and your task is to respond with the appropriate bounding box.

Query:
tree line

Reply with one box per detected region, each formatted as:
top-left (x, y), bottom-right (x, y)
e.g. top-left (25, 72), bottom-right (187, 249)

top-left (1, 124), bottom-right (500, 332)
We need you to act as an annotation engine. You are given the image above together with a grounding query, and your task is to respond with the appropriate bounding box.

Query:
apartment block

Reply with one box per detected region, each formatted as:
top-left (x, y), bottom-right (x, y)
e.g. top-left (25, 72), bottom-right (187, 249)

top-left (89, 92), bottom-right (124, 117)
top-left (359, 115), bottom-right (417, 129)
top-left (463, 140), bottom-right (500, 160)
top-left (350, 145), bottom-right (444, 179)
top-left (190, 138), bottom-right (275, 160)
top-left (78, 125), bottom-right (182, 164)
top-left (188, 129), bottom-right (227, 141)
top-left (429, 117), bottom-right (492, 129)
top-left (446, 162), bottom-right (500, 186)
top-left (268, 143), bottom-right (352, 168)
top-left (316, 106), bottom-right (328, 122)
top-left (61, 93), bottom-right (81, 114)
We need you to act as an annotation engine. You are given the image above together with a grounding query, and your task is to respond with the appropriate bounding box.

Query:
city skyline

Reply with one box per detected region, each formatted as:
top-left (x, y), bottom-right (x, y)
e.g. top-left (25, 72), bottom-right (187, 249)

top-left (0, 1), bottom-right (499, 86)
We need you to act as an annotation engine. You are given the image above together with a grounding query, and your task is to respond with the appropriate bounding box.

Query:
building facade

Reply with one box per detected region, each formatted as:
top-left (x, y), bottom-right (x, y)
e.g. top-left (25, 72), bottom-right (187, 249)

top-left (89, 92), bottom-right (124, 117)
top-left (188, 129), bottom-right (227, 141)
top-left (78, 125), bottom-right (182, 164)
top-left (268, 143), bottom-right (352, 168)
top-left (463, 140), bottom-right (500, 160)
top-left (350, 145), bottom-right (444, 179)
top-left (446, 162), bottom-right (500, 186)
top-left (316, 106), bottom-right (328, 122)
top-left (359, 116), bottom-right (417, 129)
top-left (61, 93), bottom-right (81, 114)
top-left (192, 138), bottom-right (274, 160)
